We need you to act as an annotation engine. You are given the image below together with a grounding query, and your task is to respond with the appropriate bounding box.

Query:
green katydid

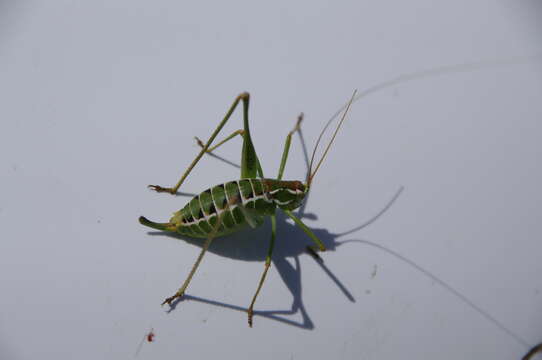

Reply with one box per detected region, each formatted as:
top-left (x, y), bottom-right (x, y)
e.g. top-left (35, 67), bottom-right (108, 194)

top-left (138, 55), bottom-right (535, 328)
top-left (139, 90), bottom-right (357, 327)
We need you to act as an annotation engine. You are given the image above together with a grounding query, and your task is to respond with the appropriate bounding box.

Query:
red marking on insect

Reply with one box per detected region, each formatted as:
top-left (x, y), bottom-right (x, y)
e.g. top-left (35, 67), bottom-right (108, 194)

top-left (146, 329), bottom-right (155, 342)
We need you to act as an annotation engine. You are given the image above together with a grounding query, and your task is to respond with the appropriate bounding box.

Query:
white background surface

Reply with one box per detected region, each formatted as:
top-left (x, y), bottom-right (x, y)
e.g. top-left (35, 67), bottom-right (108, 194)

top-left (1, 1), bottom-right (541, 359)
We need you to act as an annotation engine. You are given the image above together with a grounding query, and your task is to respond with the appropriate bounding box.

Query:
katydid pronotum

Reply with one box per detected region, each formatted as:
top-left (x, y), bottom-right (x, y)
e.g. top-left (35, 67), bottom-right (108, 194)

top-left (139, 90), bottom-right (357, 327)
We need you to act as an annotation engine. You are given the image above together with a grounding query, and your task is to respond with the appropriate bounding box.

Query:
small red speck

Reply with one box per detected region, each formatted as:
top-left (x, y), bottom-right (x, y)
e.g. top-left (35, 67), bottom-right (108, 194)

top-left (147, 330), bottom-right (155, 342)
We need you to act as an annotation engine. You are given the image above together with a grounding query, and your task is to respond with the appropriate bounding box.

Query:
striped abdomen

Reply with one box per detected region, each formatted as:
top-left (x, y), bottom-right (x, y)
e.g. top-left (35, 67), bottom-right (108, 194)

top-left (139, 179), bottom-right (307, 238)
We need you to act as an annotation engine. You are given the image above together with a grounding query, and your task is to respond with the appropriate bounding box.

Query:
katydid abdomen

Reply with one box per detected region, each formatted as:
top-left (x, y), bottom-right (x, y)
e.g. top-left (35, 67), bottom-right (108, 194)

top-left (139, 178), bottom-right (307, 238)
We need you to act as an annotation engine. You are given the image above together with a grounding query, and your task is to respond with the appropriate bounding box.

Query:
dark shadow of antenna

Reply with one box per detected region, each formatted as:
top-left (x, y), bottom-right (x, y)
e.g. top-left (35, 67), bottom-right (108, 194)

top-left (336, 238), bottom-right (530, 348)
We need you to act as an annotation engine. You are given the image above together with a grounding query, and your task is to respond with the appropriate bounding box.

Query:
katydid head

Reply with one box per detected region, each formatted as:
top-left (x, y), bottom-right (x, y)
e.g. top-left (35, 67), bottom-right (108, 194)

top-left (304, 90), bottom-right (357, 191)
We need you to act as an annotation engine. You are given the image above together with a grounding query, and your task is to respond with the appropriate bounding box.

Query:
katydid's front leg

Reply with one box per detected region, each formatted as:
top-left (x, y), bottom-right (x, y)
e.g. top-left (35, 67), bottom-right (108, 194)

top-left (284, 210), bottom-right (326, 252)
top-left (278, 114), bottom-right (328, 255)
top-left (148, 92), bottom-right (258, 195)
top-left (277, 113), bottom-right (303, 179)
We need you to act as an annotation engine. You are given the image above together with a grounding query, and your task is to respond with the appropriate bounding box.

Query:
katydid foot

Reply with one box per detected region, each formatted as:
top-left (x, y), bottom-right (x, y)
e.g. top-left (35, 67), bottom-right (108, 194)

top-left (162, 292), bottom-right (184, 306)
top-left (247, 308), bottom-right (254, 328)
top-left (148, 184), bottom-right (176, 194)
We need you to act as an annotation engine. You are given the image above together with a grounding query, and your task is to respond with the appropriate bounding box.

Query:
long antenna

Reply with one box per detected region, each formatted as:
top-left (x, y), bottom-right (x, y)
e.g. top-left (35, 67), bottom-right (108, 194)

top-left (304, 55), bottom-right (538, 188)
top-left (307, 89), bottom-right (357, 187)
top-left (322, 56), bottom-right (539, 150)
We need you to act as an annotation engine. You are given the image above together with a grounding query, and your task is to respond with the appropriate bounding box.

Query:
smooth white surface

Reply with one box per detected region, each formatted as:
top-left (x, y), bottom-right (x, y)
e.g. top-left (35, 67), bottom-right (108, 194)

top-left (1, 1), bottom-right (541, 359)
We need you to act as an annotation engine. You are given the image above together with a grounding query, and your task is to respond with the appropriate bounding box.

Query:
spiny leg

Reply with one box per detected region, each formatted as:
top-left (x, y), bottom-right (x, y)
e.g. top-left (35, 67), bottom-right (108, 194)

top-left (247, 215), bottom-right (276, 327)
top-left (246, 115), bottom-right (304, 326)
top-left (284, 209), bottom-right (326, 252)
top-left (277, 115), bottom-right (326, 257)
top-left (161, 201), bottom-right (230, 306)
top-left (161, 235), bottom-right (214, 306)
top-left (277, 113), bottom-right (303, 180)
top-left (149, 92), bottom-right (250, 195)
top-left (194, 129), bottom-right (245, 153)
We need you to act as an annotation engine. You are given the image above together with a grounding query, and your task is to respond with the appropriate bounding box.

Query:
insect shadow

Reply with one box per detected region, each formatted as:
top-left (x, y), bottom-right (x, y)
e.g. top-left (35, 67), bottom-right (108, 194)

top-left (147, 185), bottom-right (403, 330)
top-left (148, 185), bottom-right (530, 346)
top-left (145, 131), bottom-right (530, 348)
top-left (145, 123), bottom-right (405, 329)
top-left (143, 56), bottom-right (542, 333)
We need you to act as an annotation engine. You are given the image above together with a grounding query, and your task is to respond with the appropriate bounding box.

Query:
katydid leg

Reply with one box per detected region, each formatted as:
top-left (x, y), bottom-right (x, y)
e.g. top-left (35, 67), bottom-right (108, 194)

top-left (161, 233), bottom-right (215, 305)
top-left (149, 92), bottom-right (261, 194)
top-left (284, 210), bottom-right (326, 252)
top-left (278, 120), bottom-right (327, 253)
top-left (194, 129), bottom-right (245, 153)
top-left (162, 199), bottom-right (230, 305)
top-left (239, 93), bottom-right (261, 179)
top-left (247, 214), bottom-right (276, 327)
top-left (247, 116), bottom-right (304, 326)
top-left (277, 113), bottom-right (303, 180)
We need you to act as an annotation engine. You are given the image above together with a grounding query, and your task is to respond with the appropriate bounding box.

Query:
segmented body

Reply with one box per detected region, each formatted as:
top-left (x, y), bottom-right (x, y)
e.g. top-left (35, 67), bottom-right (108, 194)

top-left (166, 179), bottom-right (306, 238)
